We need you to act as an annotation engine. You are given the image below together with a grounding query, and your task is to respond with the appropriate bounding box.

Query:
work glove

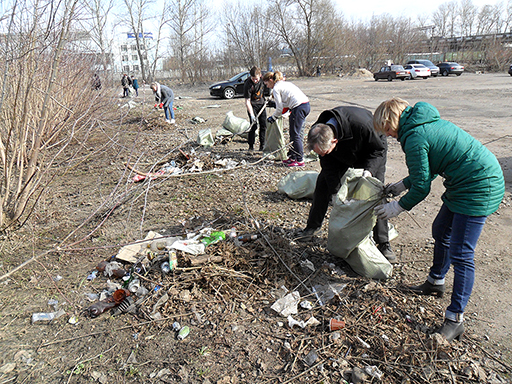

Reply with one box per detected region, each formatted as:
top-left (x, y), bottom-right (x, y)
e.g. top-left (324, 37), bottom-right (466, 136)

top-left (374, 201), bottom-right (405, 220)
top-left (362, 170), bottom-right (372, 178)
top-left (250, 114), bottom-right (256, 125)
top-left (384, 180), bottom-right (407, 197)
top-left (267, 100), bottom-right (276, 108)
top-left (159, 103), bottom-right (164, 109)
top-left (267, 116), bottom-right (276, 125)
top-left (154, 103), bottom-right (158, 109)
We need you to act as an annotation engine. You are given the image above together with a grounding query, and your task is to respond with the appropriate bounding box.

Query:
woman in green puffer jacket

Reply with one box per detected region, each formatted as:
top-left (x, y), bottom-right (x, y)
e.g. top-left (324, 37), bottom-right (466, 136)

top-left (372, 98), bottom-right (505, 343)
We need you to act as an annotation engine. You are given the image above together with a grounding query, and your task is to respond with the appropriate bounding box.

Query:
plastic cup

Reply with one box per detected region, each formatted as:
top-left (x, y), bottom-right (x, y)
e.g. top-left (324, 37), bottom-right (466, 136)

top-left (329, 318), bottom-right (345, 331)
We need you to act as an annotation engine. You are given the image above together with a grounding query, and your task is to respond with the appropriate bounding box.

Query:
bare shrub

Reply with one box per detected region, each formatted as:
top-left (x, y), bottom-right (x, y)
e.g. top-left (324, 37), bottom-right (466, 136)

top-left (0, 0), bottom-right (112, 232)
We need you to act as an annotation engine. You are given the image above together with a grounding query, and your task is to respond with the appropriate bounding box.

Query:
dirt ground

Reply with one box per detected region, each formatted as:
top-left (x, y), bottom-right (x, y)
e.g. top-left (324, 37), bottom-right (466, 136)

top-left (0, 71), bottom-right (511, 383)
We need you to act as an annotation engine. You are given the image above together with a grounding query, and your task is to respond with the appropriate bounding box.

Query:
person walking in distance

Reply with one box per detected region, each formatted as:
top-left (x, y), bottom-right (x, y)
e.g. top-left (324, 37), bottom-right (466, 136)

top-left (131, 76), bottom-right (139, 97)
top-left (244, 66), bottom-right (267, 151)
top-left (121, 74), bottom-right (131, 98)
top-left (263, 71), bottom-right (310, 167)
top-left (151, 82), bottom-right (175, 124)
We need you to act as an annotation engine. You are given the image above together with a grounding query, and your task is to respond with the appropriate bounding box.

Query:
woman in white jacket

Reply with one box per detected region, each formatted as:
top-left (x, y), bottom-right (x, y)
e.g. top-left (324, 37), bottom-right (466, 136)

top-left (263, 71), bottom-right (310, 167)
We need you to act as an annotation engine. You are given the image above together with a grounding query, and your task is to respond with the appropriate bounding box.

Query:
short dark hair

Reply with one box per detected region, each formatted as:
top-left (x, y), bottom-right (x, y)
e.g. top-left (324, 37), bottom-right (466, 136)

top-left (250, 66), bottom-right (261, 77)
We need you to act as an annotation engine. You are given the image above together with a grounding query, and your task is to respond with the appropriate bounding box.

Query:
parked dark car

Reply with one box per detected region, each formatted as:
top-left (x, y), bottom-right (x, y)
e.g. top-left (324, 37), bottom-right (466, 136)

top-left (509, 64), bottom-right (512, 76)
top-left (407, 59), bottom-right (439, 77)
top-left (209, 71), bottom-right (270, 99)
top-left (438, 62), bottom-right (464, 76)
top-left (373, 65), bottom-right (409, 81)
top-left (209, 71), bottom-right (250, 99)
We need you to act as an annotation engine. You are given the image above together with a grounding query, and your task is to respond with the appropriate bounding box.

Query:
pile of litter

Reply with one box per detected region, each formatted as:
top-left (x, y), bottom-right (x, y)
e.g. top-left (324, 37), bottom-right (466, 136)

top-left (80, 223), bottom-right (511, 383)
top-left (128, 148), bottom-right (246, 182)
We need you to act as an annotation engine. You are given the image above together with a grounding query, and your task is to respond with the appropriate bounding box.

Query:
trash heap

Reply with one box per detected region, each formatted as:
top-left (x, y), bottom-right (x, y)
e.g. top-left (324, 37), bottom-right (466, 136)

top-left (130, 148), bottom-right (246, 183)
top-left (80, 224), bottom-right (511, 383)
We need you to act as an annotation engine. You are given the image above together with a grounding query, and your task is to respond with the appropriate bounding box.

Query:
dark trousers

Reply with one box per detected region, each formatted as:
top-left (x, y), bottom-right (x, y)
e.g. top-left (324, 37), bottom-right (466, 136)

top-left (288, 102), bottom-right (310, 162)
top-left (247, 104), bottom-right (267, 148)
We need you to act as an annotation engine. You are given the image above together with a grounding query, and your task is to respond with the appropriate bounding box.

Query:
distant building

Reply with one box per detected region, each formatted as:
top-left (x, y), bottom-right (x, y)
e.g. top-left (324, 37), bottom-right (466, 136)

top-left (112, 31), bottom-right (163, 74)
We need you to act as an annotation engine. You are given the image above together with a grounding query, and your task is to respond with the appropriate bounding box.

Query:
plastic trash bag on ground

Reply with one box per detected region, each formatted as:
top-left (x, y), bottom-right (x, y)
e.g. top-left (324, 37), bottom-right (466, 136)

top-left (277, 171), bottom-right (319, 199)
top-left (327, 168), bottom-right (393, 280)
top-left (197, 128), bottom-right (214, 147)
top-left (262, 117), bottom-right (287, 160)
top-left (222, 111), bottom-right (250, 135)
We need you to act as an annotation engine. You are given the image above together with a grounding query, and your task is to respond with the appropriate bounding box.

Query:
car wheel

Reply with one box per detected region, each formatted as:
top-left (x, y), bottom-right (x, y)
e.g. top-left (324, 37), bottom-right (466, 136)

top-left (408, 75), bottom-right (413, 80)
top-left (401, 77), bottom-right (405, 81)
top-left (223, 87), bottom-right (235, 99)
top-left (456, 73), bottom-right (462, 76)
top-left (387, 75), bottom-right (393, 82)
top-left (374, 76), bottom-right (378, 81)
top-left (442, 70), bottom-right (448, 76)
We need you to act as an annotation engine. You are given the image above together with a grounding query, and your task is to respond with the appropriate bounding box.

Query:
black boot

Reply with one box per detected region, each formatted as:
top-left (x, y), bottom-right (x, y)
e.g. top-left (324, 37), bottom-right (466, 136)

top-left (408, 281), bottom-right (445, 297)
top-left (435, 319), bottom-right (464, 342)
top-left (377, 242), bottom-right (397, 264)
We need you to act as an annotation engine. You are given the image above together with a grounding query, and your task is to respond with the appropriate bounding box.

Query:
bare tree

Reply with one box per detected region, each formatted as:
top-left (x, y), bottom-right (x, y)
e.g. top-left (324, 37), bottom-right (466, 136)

top-left (476, 4), bottom-right (498, 34)
top-left (432, 3), bottom-right (454, 37)
top-left (81, 0), bottom-right (116, 75)
top-left (0, 0), bottom-right (108, 232)
top-left (147, 0), bottom-right (172, 82)
top-left (222, 2), bottom-right (278, 70)
top-left (166, 0), bottom-right (214, 82)
top-left (459, 0), bottom-right (477, 36)
top-left (268, 0), bottom-right (342, 76)
top-left (122, 0), bottom-right (155, 81)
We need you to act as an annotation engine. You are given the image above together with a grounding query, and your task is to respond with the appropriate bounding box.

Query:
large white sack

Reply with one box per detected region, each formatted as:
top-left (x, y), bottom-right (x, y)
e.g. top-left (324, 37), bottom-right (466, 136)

top-left (222, 111), bottom-right (250, 135)
top-left (327, 168), bottom-right (393, 279)
top-left (263, 117), bottom-right (287, 160)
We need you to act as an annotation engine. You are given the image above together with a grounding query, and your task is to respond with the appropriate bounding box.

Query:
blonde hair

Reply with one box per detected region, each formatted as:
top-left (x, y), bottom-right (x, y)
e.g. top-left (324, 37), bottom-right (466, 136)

top-left (373, 97), bottom-right (410, 134)
top-left (262, 71), bottom-right (284, 82)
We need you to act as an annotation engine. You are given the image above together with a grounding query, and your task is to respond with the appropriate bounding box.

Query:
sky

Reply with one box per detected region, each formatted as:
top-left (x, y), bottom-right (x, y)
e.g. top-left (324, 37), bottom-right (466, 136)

top-left (337, 0), bottom-right (503, 21)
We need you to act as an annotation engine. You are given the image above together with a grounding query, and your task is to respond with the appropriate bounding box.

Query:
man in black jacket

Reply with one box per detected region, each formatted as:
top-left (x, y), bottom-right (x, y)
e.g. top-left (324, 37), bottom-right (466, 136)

top-left (244, 66), bottom-right (267, 151)
top-left (299, 106), bottom-right (396, 263)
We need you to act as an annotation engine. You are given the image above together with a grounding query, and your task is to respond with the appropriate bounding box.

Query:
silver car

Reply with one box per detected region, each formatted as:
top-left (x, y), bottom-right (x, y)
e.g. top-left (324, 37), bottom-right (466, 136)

top-left (407, 59), bottom-right (440, 77)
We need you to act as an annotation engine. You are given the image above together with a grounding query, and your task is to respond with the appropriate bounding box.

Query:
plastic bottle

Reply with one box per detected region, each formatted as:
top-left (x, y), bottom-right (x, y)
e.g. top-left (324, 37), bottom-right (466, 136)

top-left (237, 234), bottom-right (259, 243)
top-left (177, 326), bottom-right (190, 340)
top-left (31, 309), bottom-right (66, 323)
top-left (88, 289), bottom-right (129, 318)
top-left (169, 250), bottom-right (178, 270)
top-left (128, 278), bottom-right (140, 293)
top-left (201, 231), bottom-right (226, 246)
top-left (161, 261), bottom-right (170, 274)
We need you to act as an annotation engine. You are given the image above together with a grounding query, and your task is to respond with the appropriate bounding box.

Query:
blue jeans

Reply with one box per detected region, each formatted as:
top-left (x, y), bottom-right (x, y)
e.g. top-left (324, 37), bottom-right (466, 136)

top-left (428, 204), bottom-right (487, 321)
top-left (288, 102), bottom-right (310, 162)
top-left (164, 100), bottom-right (175, 120)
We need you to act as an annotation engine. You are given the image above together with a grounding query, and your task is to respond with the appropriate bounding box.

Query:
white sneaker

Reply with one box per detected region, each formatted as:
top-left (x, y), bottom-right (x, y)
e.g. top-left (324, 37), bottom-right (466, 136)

top-left (165, 119), bottom-right (171, 123)
top-left (170, 119), bottom-right (175, 124)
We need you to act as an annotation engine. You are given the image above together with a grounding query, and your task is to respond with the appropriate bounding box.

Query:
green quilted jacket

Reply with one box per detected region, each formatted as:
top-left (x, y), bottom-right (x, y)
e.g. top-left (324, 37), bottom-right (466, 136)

top-left (397, 102), bottom-right (504, 216)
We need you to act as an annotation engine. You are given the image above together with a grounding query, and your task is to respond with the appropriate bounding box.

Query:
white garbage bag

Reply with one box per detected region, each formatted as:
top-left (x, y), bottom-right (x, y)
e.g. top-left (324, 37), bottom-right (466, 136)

top-left (277, 171), bottom-right (319, 199)
top-left (327, 168), bottom-right (393, 280)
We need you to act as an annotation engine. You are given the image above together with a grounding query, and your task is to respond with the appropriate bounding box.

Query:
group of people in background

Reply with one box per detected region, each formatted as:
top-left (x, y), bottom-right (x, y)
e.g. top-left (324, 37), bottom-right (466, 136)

top-left (245, 65), bottom-right (504, 345)
top-left (121, 74), bottom-right (140, 98)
